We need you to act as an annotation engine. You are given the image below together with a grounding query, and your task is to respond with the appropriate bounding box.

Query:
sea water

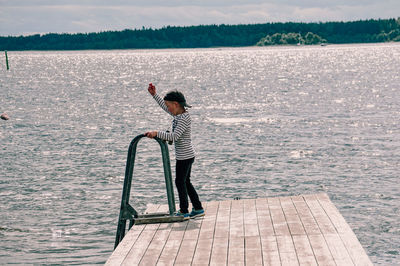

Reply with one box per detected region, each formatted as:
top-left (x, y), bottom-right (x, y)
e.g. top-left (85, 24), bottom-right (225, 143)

top-left (0, 44), bottom-right (399, 265)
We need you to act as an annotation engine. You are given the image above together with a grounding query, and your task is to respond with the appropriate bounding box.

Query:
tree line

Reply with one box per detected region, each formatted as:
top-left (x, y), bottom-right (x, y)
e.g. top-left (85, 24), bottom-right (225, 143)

top-left (1, 18), bottom-right (399, 50)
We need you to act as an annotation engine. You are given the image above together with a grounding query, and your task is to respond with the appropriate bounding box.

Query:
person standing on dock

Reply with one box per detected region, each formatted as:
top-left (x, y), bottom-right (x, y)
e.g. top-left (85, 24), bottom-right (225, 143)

top-left (145, 83), bottom-right (205, 219)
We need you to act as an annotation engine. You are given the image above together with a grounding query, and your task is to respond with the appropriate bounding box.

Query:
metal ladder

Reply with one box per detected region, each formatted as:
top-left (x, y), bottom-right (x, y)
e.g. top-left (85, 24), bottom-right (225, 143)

top-left (114, 134), bottom-right (185, 249)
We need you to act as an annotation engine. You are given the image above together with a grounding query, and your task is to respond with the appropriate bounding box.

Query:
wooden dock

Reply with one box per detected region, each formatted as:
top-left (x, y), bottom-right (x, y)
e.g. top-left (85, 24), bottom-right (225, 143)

top-left (106, 193), bottom-right (372, 265)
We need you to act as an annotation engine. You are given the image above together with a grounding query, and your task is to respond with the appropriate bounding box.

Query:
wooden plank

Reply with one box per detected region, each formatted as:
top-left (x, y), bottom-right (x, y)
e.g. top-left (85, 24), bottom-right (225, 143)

top-left (256, 198), bottom-right (280, 265)
top-left (340, 232), bottom-right (373, 266)
top-left (105, 224), bottom-right (146, 266)
top-left (198, 201), bottom-right (219, 240)
top-left (106, 204), bottom-right (161, 266)
top-left (228, 237), bottom-right (245, 266)
top-left (192, 202), bottom-right (216, 265)
top-left (324, 233), bottom-right (354, 265)
top-left (255, 198), bottom-right (275, 237)
top-left (209, 200), bottom-right (231, 265)
top-left (276, 235), bottom-right (299, 266)
top-left (245, 236), bottom-right (263, 266)
top-left (192, 238), bottom-right (213, 266)
top-left (174, 239), bottom-right (197, 265)
top-left (213, 200), bottom-right (231, 239)
top-left (244, 199), bottom-right (260, 237)
top-left (138, 223), bottom-right (172, 266)
top-left (152, 205), bottom-right (187, 265)
top-left (228, 199), bottom-right (245, 265)
top-left (176, 201), bottom-right (217, 265)
top-left (229, 199), bottom-right (244, 238)
top-left (303, 194), bottom-right (337, 234)
top-left (291, 196), bottom-right (321, 235)
top-left (209, 236), bottom-right (229, 265)
top-left (156, 219), bottom-right (189, 265)
top-left (308, 234), bottom-right (336, 266)
top-left (121, 204), bottom-right (162, 266)
top-left (260, 236), bottom-right (281, 266)
top-left (268, 197), bottom-right (291, 236)
top-left (304, 194), bottom-right (355, 265)
top-left (171, 217), bottom-right (202, 264)
top-left (316, 193), bottom-right (353, 234)
top-left (191, 201), bottom-right (217, 264)
top-left (292, 235), bottom-right (318, 265)
top-left (316, 194), bottom-right (373, 266)
top-left (243, 199), bottom-right (263, 265)
top-left (280, 197), bottom-right (306, 235)
top-left (122, 223), bottom-right (160, 265)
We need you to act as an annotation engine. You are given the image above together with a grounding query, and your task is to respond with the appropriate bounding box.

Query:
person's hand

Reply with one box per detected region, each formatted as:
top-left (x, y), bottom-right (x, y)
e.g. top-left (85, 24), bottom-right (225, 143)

top-left (148, 83), bottom-right (156, 96)
top-left (144, 131), bottom-right (157, 138)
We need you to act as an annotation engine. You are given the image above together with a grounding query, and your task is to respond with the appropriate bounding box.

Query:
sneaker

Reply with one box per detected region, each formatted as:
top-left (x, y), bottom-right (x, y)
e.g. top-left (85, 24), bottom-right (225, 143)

top-left (175, 211), bottom-right (190, 220)
top-left (189, 208), bottom-right (205, 218)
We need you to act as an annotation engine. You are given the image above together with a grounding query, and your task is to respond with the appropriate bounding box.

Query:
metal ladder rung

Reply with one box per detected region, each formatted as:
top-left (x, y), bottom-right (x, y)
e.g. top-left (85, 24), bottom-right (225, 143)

top-left (134, 216), bottom-right (186, 225)
top-left (138, 212), bottom-right (173, 218)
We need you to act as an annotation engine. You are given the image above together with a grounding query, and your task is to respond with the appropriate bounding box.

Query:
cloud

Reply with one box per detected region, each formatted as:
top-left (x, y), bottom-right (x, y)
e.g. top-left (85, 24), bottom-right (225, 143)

top-left (0, 0), bottom-right (399, 36)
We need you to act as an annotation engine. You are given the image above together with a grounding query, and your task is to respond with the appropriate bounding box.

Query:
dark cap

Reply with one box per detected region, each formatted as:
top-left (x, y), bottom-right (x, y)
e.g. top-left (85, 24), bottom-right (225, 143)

top-left (163, 90), bottom-right (192, 108)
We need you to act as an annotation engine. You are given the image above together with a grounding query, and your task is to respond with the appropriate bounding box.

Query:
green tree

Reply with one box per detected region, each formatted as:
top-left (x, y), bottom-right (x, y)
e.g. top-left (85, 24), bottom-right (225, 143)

top-left (304, 32), bottom-right (326, 44)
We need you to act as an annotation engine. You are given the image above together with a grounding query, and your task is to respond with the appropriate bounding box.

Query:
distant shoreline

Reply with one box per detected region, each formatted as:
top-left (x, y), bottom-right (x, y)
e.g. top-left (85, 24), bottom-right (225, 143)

top-left (3, 42), bottom-right (400, 53)
top-left (1, 18), bottom-right (399, 51)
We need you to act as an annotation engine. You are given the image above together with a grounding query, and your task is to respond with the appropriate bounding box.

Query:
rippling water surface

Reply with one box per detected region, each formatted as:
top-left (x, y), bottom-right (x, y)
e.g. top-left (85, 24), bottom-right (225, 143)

top-left (1, 44), bottom-right (399, 265)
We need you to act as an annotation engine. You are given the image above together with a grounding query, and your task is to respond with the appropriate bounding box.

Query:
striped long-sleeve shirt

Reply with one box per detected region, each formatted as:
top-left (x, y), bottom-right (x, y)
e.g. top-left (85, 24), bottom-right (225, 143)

top-left (153, 94), bottom-right (195, 160)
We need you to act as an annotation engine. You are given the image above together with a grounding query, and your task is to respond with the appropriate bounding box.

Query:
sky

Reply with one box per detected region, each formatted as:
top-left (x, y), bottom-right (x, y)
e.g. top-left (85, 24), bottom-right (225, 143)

top-left (0, 0), bottom-right (399, 36)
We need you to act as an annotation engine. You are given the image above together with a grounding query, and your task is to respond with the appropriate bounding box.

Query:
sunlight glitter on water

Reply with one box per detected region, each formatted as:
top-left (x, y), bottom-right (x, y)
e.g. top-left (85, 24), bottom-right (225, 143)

top-left (0, 43), bottom-right (399, 265)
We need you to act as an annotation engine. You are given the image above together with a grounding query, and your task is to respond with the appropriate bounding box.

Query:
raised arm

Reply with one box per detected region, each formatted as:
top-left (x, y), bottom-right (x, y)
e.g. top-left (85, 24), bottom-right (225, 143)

top-left (147, 83), bottom-right (172, 116)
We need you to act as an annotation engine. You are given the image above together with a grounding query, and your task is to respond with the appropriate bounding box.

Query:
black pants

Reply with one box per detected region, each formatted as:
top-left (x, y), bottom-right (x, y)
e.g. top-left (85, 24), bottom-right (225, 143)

top-left (175, 158), bottom-right (203, 213)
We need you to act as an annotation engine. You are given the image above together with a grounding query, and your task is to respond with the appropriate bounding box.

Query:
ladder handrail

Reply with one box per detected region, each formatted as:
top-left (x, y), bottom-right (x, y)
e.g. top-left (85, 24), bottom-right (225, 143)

top-left (114, 134), bottom-right (176, 249)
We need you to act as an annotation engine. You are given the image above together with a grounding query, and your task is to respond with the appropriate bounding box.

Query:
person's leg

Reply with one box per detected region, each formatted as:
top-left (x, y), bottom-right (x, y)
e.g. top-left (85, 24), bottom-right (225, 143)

top-left (185, 159), bottom-right (203, 210)
top-left (175, 159), bottom-right (191, 213)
